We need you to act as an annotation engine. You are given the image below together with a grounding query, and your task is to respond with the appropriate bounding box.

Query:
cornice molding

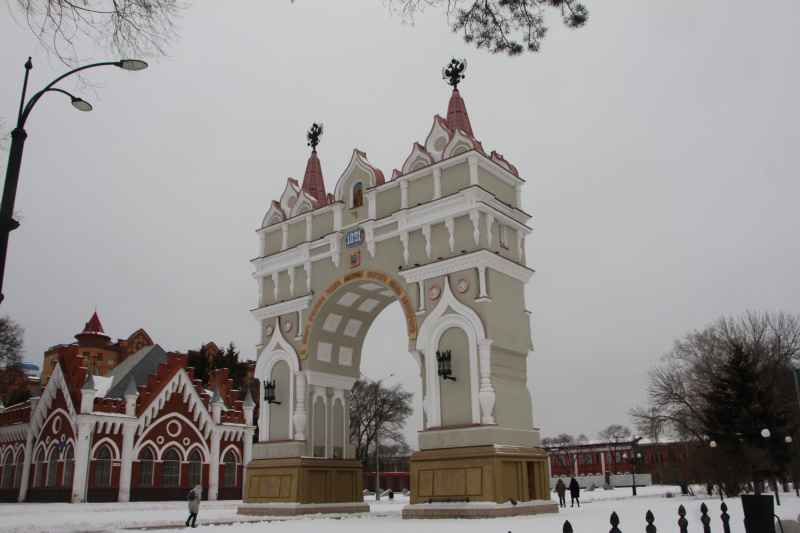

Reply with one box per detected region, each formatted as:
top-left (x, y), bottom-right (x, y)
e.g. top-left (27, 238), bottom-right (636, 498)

top-left (398, 249), bottom-right (534, 284)
top-left (250, 295), bottom-right (313, 322)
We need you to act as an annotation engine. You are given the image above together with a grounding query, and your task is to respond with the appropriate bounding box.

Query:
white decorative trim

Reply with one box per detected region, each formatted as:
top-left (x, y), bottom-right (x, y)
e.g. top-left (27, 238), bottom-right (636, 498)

top-left (468, 155), bottom-right (479, 186)
top-left (250, 295), bottom-right (313, 322)
top-left (446, 217), bottom-right (455, 252)
top-left (485, 213), bottom-right (494, 248)
top-left (398, 249), bottom-right (535, 285)
top-left (422, 225), bottom-right (432, 259)
top-left (304, 371), bottom-right (359, 391)
top-left (470, 210), bottom-right (480, 246)
top-left (401, 180), bottom-right (409, 209)
top-left (416, 277), bottom-right (484, 428)
top-left (401, 232), bottom-right (409, 265)
top-left (433, 168), bottom-right (442, 199)
top-left (288, 266), bottom-right (295, 297)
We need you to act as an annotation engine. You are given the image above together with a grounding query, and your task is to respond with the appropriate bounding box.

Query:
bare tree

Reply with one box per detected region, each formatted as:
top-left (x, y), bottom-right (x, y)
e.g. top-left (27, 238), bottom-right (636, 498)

top-left (6, 0), bottom-right (184, 65)
top-left (629, 406), bottom-right (667, 483)
top-left (0, 315), bottom-right (24, 367)
top-left (598, 424), bottom-right (631, 474)
top-left (632, 311), bottom-right (800, 495)
top-left (349, 379), bottom-right (414, 464)
top-left (388, 0), bottom-right (589, 55)
top-left (542, 433), bottom-right (579, 474)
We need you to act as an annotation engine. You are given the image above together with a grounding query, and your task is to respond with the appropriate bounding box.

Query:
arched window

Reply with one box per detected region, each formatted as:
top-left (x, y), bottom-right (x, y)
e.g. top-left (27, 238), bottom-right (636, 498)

top-left (94, 446), bottom-right (112, 486)
top-left (352, 182), bottom-right (364, 208)
top-left (162, 449), bottom-right (180, 486)
top-left (223, 451), bottom-right (237, 486)
top-left (33, 449), bottom-right (45, 487)
top-left (1, 452), bottom-right (13, 488)
top-left (14, 451), bottom-right (23, 488)
top-left (188, 450), bottom-right (202, 486)
top-left (62, 446), bottom-right (74, 487)
top-left (46, 448), bottom-right (59, 486)
top-left (138, 448), bottom-right (154, 486)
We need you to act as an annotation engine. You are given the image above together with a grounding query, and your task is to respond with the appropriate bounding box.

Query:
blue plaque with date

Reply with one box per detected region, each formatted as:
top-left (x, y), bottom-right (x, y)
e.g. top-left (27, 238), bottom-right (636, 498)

top-left (345, 228), bottom-right (363, 248)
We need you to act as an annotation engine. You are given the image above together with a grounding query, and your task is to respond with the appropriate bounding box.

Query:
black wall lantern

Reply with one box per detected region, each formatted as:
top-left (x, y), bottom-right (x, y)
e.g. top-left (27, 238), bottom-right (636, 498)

top-left (436, 350), bottom-right (456, 381)
top-left (263, 380), bottom-right (281, 405)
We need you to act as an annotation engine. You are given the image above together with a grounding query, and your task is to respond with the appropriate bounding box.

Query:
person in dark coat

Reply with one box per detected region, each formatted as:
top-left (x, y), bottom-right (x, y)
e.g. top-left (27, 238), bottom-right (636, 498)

top-left (555, 478), bottom-right (567, 507)
top-left (568, 476), bottom-right (580, 507)
top-left (186, 485), bottom-right (202, 528)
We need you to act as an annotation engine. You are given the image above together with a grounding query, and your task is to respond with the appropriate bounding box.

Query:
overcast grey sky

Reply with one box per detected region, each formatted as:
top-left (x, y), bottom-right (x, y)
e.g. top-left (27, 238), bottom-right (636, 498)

top-left (1, 2), bottom-right (799, 446)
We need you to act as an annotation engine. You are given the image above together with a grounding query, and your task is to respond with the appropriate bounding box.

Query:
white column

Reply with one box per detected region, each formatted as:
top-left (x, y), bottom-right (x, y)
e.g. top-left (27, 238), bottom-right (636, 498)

top-left (117, 424), bottom-right (137, 502)
top-left (288, 266), bottom-right (295, 296)
top-left (293, 372), bottom-right (307, 441)
top-left (305, 214), bottom-right (313, 241)
top-left (272, 273), bottom-right (279, 301)
top-left (477, 340), bottom-right (495, 425)
top-left (208, 431), bottom-right (221, 501)
top-left (400, 232), bottom-right (409, 264)
top-left (422, 224), bottom-right (431, 258)
top-left (17, 430), bottom-right (34, 502)
top-left (281, 224), bottom-right (288, 250)
top-left (400, 180), bottom-right (409, 209)
top-left (71, 420), bottom-right (93, 503)
top-left (446, 217), bottom-right (455, 252)
top-left (485, 213), bottom-right (494, 248)
top-left (305, 262), bottom-right (312, 292)
top-left (468, 155), bottom-right (479, 186)
top-left (417, 281), bottom-right (425, 312)
top-left (433, 168), bottom-right (442, 200)
top-left (242, 428), bottom-right (254, 496)
top-left (477, 265), bottom-right (489, 299)
top-left (470, 211), bottom-right (480, 245)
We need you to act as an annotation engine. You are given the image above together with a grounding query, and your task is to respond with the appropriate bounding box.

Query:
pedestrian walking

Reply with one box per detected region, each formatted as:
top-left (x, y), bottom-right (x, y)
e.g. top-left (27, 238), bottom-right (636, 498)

top-left (186, 485), bottom-right (202, 528)
top-left (568, 476), bottom-right (580, 507)
top-left (555, 478), bottom-right (567, 507)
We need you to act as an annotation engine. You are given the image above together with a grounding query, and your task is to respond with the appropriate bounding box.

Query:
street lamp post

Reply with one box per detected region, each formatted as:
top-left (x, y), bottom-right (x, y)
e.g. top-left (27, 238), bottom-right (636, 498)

top-left (0, 57), bottom-right (148, 304)
top-left (361, 372), bottom-right (394, 501)
top-left (622, 451), bottom-right (641, 496)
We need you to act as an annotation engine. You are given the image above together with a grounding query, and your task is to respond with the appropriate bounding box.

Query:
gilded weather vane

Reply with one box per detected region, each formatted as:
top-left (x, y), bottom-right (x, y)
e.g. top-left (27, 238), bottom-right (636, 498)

top-left (443, 58), bottom-right (467, 89)
top-left (307, 122), bottom-right (323, 151)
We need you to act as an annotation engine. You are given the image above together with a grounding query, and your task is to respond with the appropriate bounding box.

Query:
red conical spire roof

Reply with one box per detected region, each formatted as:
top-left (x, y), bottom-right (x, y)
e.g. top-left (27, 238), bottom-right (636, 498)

top-left (302, 151), bottom-right (327, 206)
top-left (446, 89), bottom-right (473, 137)
top-left (82, 312), bottom-right (105, 335)
top-left (75, 311), bottom-right (111, 345)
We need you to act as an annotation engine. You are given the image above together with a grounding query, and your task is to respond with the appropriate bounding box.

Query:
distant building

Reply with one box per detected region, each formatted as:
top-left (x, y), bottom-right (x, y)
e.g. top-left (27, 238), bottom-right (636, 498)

top-left (544, 438), bottom-right (694, 485)
top-left (0, 318), bottom-right (255, 504)
top-left (0, 362), bottom-right (40, 406)
top-left (40, 312), bottom-right (154, 385)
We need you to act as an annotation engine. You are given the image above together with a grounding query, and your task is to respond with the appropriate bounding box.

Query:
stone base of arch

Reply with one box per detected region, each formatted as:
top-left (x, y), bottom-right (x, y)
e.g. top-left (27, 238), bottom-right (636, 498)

top-left (406, 445), bottom-right (554, 507)
top-left (241, 457), bottom-right (364, 506)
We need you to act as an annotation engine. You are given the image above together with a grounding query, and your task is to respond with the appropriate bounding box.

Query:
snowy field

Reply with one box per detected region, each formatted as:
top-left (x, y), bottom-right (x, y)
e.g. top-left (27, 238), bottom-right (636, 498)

top-left (3, 486), bottom-right (800, 532)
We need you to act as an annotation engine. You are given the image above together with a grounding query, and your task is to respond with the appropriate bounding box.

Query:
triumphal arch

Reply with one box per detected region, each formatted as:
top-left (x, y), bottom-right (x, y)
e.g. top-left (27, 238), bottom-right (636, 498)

top-left (241, 62), bottom-right (554, 517)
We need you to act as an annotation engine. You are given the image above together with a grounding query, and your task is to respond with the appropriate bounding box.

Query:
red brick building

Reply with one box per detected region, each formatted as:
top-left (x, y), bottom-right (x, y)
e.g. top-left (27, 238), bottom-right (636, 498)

top-left (0, 335), bottom-right (255, 503)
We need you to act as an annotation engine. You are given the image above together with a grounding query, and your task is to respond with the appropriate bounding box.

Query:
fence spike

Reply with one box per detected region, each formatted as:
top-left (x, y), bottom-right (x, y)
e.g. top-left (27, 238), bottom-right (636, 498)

top-left (700, 502), bottom-right (711, 533)
top-left (563, 520), bottom-right (573, 533)
top-left (645, 509), bottom-right (657, 533)
top-left (720, 502), bottom-right (731, 533)
top-left (678, 504), bottom-right (688, 533)
top-left (610, 511), bottom-right (622, 533)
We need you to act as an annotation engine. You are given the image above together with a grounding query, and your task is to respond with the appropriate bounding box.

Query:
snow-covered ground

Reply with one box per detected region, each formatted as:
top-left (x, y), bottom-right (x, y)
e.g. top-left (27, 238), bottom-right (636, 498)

top-left (3, 486), bottom-right (800, 532)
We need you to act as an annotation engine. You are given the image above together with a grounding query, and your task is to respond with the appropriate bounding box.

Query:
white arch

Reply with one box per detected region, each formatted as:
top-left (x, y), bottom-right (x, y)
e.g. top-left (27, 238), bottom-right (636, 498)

top-left (135, 412), bottom-right (210, 460)
top-left (417, 276), bottom-right (486, 428)
top-left (91, 438), bottom-right (120, 460)
top-left (255, 318), bottom-right (300, 442)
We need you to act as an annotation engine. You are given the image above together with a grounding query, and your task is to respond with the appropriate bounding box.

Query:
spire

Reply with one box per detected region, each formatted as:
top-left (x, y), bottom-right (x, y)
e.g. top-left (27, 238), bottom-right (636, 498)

top-left (82, 372), bottom-right (96, 391)
top-left (82, 312), bottom-right (105, 335)
top-left (242, 385), bottom-right (255, 408)
top-left (302, 123), bottom-right (327, 205)
top-left (443, 58), bottom-right (474, 137)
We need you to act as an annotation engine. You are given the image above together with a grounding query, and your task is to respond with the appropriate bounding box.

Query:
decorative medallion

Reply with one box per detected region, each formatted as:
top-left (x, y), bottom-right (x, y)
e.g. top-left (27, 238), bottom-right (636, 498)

top-left (52, 417), bottom-right (61, 433)
top-left (345, 227), bottom-right (363, 248)
top-left (156, 436), bottom-right (164, 445)
top-left (428, 284), bottom-right (441, 300)
top-left (183, 438), bottom-right (190, 446)
top-left (456, 278), bottom-right (470, 293)
top-left (264, 323), bottom-right (274, 337)
top-left (167, 420), bottom-right (181, 437)
top-left (349, 250), bottom-right (361, 268)
top-left (283, 319), bottom-right (293, 332)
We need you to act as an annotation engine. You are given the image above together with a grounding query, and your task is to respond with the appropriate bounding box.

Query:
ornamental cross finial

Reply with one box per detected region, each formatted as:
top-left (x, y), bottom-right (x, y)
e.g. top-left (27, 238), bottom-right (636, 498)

top-left (307, 122), bottom-right (323, 151)
top-left (443, 58), bottom-right (467, 88)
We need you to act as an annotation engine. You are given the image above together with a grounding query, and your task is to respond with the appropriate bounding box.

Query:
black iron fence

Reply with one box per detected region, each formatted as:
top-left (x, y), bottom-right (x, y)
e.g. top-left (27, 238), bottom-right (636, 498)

top-left (561, 502), bottom-right (739, 533)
